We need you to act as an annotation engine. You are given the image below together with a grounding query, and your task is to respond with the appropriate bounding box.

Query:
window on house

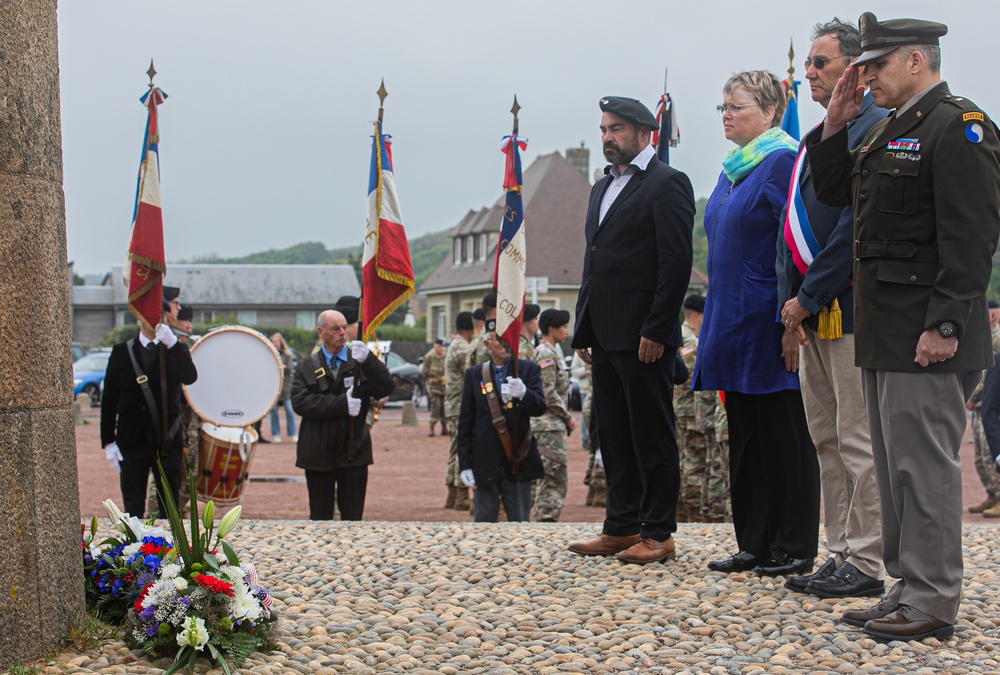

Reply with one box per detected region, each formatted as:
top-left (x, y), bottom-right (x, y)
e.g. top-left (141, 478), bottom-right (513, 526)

top-left (237, 310), bottom-right (257, 325)
top-left (201, 310), bottom-right (216, 323)
top-left (453, 238), bottom-right (462, 265)
top-left (479, 233), bottom-right (489, 261)
top-left (297, 311), bottom-right (315, 329)
top-left (119, 311), bottom-right (137, 326)
top-left (466, 235), bottom-right (474, 264)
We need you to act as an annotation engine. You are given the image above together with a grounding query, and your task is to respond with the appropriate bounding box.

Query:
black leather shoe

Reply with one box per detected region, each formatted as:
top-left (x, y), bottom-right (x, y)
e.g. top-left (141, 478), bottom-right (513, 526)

top-left (807, 562), bottom-right (885, 599)
top-left (841, 598), bottom-right (898, 627)
top-left (754, 549), bottom-right (813, 576)
top-left (707, 551), bottom-right (764, 572)
top-left (785, 557), bottom-right (837, 592)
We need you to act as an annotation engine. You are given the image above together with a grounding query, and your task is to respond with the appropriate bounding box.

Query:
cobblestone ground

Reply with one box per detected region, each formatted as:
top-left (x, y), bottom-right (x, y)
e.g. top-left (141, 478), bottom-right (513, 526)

top-left (32, 522), bottom-right (1000, 674)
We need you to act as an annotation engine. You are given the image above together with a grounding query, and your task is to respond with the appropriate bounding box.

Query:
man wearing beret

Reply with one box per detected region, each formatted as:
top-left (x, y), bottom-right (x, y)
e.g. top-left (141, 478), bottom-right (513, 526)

top-left (809, 13), bottom-right (1000, 640)
top-left (101, 285), bottom-right (198, 517)
top-left (532, 308), bottom-right (577, 522)
top-left (569, 96), bottom-right (695, 564)
top-left (777, 17), bottom-right (889, 600)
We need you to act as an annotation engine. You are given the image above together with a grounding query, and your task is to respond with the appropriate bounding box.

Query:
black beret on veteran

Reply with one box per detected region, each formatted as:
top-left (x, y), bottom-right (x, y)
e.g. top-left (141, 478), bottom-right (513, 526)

top-left (599, 96), bottom-right (658, 129)
top-left (854, 12), bottom-right (948, 66)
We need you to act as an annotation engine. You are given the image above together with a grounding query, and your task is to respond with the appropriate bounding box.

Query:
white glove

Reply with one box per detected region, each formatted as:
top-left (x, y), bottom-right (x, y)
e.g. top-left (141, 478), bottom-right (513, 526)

top-left (594, 449), bottom-right (603, 469)
top-left (460, 469), bottom-right (476, 487)
top-left (346, 385), bottom-right (361, 417)
top-left (155, 323), bottom-right (178, 348)
top-left (506, 376), bottom-right (527, 400)
top-left (350, 340), bottom-right (370, 363)
top-left (104, 442), bottom-right (123, 472)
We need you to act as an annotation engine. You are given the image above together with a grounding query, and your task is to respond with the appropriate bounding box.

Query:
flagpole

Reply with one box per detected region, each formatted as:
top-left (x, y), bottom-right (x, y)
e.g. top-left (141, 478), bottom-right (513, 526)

top-left (508, 96), bottom-right (520, 381)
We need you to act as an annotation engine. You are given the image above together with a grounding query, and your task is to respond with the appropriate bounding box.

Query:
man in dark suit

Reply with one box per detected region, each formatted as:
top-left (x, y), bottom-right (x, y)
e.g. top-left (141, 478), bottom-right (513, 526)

top-left (292, 309), bottom-right (395, 521)
top-left (808, 13), bottom-right (1000, 640)
top-left (457, 321), bottom-right (547, 522)
top-left (568, 96), bottom-right (695, 564)
top-left (776, 18), bottom-right (889, 600)
top-left (101, 286), bottom-right (198, 517)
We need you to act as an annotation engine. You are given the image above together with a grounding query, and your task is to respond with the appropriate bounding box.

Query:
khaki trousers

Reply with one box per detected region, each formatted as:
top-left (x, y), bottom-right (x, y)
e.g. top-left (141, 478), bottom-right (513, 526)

top-left (799, 330), bottom-right (883, 578)
top-left (861, 368), bottom-right (980, 623)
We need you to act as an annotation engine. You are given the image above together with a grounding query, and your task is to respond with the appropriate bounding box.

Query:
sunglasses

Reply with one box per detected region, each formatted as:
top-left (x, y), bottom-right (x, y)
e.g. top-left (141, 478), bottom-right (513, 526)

top-left (805, 54), bottom-right (849, 70)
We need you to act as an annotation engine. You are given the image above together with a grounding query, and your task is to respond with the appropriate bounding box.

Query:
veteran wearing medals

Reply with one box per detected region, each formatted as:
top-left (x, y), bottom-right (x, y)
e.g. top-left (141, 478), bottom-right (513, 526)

top-left (808, 12), bottom-right (1000, 641)
top-left (456, 319), bottom-right (547, 523)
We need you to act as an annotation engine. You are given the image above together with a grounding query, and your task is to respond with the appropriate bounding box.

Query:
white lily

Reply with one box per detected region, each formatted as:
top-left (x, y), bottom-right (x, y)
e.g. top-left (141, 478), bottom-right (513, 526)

top-left (216, 506), bottom-right (242, 540)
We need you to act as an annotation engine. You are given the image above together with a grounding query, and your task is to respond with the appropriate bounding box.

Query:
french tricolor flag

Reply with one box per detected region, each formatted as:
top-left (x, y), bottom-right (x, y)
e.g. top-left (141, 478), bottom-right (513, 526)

top-left (124, 85), bottom-right (168, 334)
top-left (494, 134), bottom-right (528, 358)
top-left (362, 120), bottom-right (414, 339)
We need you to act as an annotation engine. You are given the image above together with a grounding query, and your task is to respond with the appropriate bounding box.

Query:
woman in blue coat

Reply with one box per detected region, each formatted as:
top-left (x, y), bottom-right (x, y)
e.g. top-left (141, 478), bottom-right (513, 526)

top-left (693, 70), bottom-right (820, 576)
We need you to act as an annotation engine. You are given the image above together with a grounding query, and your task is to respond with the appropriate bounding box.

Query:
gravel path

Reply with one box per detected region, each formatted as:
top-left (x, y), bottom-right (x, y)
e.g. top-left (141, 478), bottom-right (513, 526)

top-left (33, 521), bottom-right (1000, 674)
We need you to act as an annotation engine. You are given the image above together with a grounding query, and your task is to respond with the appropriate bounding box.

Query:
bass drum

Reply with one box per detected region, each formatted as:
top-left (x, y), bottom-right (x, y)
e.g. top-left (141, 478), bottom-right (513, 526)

top-left (183, 325), bottom-right (283, 427)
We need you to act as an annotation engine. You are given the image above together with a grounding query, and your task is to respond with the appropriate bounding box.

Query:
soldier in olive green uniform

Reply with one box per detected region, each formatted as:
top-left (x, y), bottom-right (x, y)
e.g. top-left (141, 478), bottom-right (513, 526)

top-left (423, 339), bottom-right (448, 437)
top-left (445, 313), bottom-right (475, 510)
top-left (531, 309), bottom-right (576, 521)
top-left (467, 294), bottom-right (497, 369)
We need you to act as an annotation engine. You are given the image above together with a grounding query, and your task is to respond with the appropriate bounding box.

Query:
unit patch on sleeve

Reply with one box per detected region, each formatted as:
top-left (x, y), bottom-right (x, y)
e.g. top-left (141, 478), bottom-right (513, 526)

top-left (966, 122), bottom-right (985, 144)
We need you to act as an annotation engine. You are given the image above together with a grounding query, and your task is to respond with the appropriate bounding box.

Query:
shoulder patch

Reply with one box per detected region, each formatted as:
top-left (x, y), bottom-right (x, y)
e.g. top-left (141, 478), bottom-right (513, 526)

top-left (964, 111), bottom-right (986, 123)
top-left (538, 358), bottom-right (556, 368)
top-left (966, 122), bottom-right (986, 144)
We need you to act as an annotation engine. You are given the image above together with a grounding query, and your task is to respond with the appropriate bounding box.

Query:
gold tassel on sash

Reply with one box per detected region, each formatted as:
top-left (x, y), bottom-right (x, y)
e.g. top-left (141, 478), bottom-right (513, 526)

top-left (817, 298), bottom-right (843, 340)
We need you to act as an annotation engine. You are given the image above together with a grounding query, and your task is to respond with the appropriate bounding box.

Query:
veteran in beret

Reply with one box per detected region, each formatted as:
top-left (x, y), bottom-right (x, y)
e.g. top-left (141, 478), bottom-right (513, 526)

top-left (808, 12), bottom-right (1000, 641)
top-left (569, 95), bottom-right (695, 564)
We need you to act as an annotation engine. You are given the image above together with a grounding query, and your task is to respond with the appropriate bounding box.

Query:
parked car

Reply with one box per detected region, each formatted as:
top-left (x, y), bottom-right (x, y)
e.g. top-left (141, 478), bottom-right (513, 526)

top-left (72, 342), bottom-right (87, 362)
top-left (385, 351), bottom-right (425, 405)
top-left (73, 351), bottom-right (111, 406)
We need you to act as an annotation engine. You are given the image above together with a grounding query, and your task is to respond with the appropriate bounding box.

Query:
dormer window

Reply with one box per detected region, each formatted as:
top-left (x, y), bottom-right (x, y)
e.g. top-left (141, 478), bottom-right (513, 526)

top-left (465, 235), bottom-right (475, 264)
top-left (453, 237), bottom-right (462, 266)
top-left (479, 233), bottom-right (489, 262)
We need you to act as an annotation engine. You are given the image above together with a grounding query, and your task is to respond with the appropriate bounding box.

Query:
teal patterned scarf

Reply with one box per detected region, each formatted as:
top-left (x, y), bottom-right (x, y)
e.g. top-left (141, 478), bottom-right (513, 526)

top-left (722, 127), bottom-right (798, 182)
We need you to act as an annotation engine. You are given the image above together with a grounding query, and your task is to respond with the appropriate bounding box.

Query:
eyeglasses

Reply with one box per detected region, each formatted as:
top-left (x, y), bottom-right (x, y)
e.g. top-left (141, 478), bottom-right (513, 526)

top-left (716, 103), bottom-right (759, 117)
top-left (805, 54), bottom-right (848, 70)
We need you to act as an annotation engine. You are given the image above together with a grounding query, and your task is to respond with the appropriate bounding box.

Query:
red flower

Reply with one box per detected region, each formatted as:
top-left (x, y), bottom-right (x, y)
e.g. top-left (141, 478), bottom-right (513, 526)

top-left (192, 573), bottom-right (235, 597)
top-left (140, 542), bottom-right (164, 555)
top-left (134, 582), bottom-right (153, 612)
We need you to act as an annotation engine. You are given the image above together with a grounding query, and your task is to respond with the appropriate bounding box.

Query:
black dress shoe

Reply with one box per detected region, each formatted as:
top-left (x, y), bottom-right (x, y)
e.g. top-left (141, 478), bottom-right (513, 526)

top-left (785, 557), bottom-right (837, 592)
top-left (707, 550), bottom-right (764, 572)
top-left (754, 549), bottom-right (813, 576)
top-left (807, 562), bottom-right (885, 599)
top-left (841, 598), bottom-right (898, 627)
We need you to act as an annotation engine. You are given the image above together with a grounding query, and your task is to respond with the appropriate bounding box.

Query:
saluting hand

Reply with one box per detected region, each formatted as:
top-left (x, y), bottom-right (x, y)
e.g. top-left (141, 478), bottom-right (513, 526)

top-left (822, 65), bottom-right (864, 140)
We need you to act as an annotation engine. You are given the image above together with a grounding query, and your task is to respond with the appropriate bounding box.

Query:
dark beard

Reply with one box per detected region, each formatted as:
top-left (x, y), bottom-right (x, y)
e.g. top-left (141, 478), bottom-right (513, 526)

top-left (603, 140), bottom-right (639, 165)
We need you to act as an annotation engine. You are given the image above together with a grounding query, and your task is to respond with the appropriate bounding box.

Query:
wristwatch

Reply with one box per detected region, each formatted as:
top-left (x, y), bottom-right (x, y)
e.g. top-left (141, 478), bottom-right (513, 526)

top-left (937, 321), bottom-right (957, 338)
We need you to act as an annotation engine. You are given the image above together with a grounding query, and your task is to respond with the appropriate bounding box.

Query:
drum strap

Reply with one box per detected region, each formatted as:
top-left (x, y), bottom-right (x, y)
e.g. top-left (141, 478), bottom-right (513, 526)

top-left (126, 340), bottom-right (181, 447)
top-left (480, 362), bottom-right (529, 475)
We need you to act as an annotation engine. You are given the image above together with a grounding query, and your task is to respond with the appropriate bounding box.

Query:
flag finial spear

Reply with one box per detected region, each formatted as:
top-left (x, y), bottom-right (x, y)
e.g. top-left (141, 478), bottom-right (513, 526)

top-left (787, 38), bottom-right (795, 79)
top-left (377, 79), bottom-right (388, 124)
top-left (146, 59), bottom-right (157, 87)
top-left (511, 95), bottom-right (520, 135)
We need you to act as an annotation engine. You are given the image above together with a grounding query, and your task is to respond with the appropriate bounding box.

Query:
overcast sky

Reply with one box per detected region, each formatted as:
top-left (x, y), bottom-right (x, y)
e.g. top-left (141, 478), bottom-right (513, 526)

top-left (58, 1), bottom-right (997, 276)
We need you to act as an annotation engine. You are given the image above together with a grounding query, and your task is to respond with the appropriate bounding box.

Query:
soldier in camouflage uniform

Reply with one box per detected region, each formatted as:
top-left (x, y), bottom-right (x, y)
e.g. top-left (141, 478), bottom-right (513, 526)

top-left (675, 294), bottom-right (723, 522)
top-left (968, 302), bottom-right (1000, 515)
top-left (531, 309), bottom-right (576, 521)
top-left (520, 304), bottom-right (540, 361)
top-left (466, 294), bottom-right (496, 369)
top-left (710, 392), bottom-right (731, 520)
top-left (422, 339), bottom-right (448, 437)
top-left (445, 313), bottom-right (475, 510)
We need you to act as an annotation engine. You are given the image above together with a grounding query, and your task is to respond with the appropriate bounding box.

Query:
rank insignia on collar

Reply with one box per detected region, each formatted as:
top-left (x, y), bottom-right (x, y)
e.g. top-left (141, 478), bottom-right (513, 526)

top-left (887, 138), bottom-right (920, 151)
